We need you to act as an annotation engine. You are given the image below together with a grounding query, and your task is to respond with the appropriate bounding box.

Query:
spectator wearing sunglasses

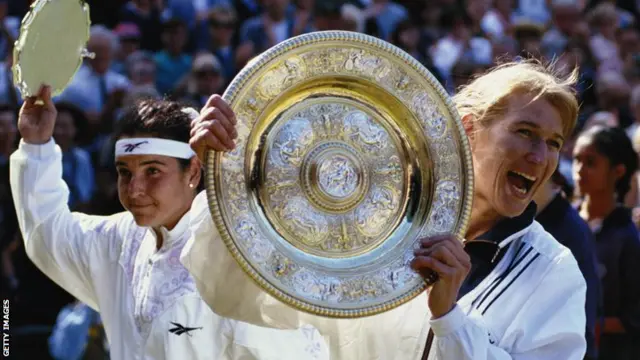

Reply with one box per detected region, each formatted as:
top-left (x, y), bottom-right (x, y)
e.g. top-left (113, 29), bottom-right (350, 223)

top-left (204, 4), bottom-right (238, 83)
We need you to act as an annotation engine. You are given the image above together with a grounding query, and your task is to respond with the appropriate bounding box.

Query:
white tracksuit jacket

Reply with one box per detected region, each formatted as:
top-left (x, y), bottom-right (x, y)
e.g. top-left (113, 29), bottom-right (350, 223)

top-left (10, 139), bottom-right (330, 360)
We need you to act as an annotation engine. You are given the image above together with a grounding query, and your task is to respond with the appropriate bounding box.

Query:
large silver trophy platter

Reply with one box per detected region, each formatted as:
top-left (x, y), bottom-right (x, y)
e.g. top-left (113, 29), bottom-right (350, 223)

top-left (205, 31), bottom-right (474, 318)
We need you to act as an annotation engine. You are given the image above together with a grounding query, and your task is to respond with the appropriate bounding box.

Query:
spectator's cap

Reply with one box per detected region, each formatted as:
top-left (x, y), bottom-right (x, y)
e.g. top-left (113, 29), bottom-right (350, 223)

top-left (208, 3), bottom-right (237, 26)
top-left (114, 23), bottom-right (141, 40)
top-left (193, 53), bottom-right (222, 74)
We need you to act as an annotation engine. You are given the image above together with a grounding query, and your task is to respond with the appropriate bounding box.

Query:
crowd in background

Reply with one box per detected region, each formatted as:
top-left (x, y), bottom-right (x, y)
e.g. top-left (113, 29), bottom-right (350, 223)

top-left (0, 0), bottom-right (639, 358)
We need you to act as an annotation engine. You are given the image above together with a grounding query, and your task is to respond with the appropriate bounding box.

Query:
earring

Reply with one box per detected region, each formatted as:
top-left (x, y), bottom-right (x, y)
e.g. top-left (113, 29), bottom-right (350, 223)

top-left (189, 183), bottom-right (194, 189)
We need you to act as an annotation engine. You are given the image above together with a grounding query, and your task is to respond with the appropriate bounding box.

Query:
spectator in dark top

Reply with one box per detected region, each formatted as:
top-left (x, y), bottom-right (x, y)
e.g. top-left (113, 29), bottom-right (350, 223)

top-left (204, 4), bottom-right (238, 84)
top-left (392, 20), bottom-right (428, 66)
top-left (237, 0), bottom-right (294, 67)
top-left (534, 169), bottom-right (601, 360)
top-left (573, 125), bottom-right (640, 360)
top-left (153, 18), bottom-right (192, 96)
top-left (119, 0), bottom-right (165, 51)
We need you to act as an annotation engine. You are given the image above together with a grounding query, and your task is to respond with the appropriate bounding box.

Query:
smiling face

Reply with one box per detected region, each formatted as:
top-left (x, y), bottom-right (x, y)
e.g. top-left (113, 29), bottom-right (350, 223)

top-left (470, 94), bottom-right (565, 218)
top-left (115, 152), bottom-right (200, 229)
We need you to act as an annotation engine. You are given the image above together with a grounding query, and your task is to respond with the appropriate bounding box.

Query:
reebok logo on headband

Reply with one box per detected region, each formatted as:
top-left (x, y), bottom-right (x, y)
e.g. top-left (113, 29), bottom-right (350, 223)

top-left (115, 137), bottom-right (196, 159)
top-left (122, 141), bottom-right (149, 153)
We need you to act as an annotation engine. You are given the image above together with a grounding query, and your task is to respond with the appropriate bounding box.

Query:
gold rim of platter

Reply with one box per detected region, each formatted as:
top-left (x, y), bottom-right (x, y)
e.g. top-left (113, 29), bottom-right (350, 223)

top-left (206, 30), bottom-right (474, 318)
top-left (13, 0), bottom-right (92, 98)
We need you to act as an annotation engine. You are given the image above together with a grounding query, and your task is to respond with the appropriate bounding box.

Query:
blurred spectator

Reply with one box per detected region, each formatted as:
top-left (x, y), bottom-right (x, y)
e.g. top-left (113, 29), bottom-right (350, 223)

top-left (313, 0), bottom-right (351, 32)
top-left (153, 18), bottom-right (191, 95)
top-left (112, 22), bottom-right (142, 75)
top-left (481, 0), bottom-right (515, 40)
top-left (52, 103), bottom-right (96, 209)
top-left (176, 52), bottom-right (225, 108)
top-left (572, 126), bottom-right (640, 360)
top-left (587, 2), bottom-right (623, 73)
top-left (203, 4), bottom-right (239, 82)
top-left (340, 3), bottom-right (365, 32)
top-left (0, 104), bottom-right (17, 299)
top-left (430, 6), bottom-right (493, 90)
top-left (541, 0), bottom-right (583, 60)
top-left (595, 71), bottom-right (633, 128)
top-left (292, 0), bottom-right (315, 36)
top-left (513, 21), bottom-right (545, 58)
top-left (238, 0), bottom-right (295, 66)
top-left (127, 51), bottom-right (157, 86)
top-left (392, 20), bottom-right (427, 64)
top-left (0, 0), bottom-right (19, 62)
top-left (361, 0), bottom-right (408, 41)
top-left (417, 0), bottom-right (444, 48)
top-left (119, 0), bottom-right (166, 51)
top-left (49, 301), bottom-right (108, 360)
top-left (58, 25), bottom-right (131, 119)
top-left (0, 43), bottom-right (20, 110)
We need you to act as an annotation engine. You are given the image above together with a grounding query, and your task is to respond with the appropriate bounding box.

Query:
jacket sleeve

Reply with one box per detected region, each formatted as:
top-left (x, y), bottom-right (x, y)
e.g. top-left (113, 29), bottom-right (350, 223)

top-left (430, 249), bottom-right (587, 360)
top-left (10, 139), bottom-right (124, 310)
top-left (181, 190), bottom-right (306, 330)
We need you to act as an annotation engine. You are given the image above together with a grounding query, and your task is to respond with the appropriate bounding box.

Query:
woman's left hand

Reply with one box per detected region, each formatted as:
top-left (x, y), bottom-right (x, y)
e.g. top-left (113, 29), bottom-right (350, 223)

top-left (411, 235), bottom-right (471, 318)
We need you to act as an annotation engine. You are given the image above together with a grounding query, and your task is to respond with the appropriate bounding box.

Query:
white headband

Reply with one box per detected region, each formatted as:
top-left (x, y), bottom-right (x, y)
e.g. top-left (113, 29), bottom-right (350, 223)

top-left (115, 137), bottom-right (195, 159)
top-left (114, 107), bottom-right (200, 159)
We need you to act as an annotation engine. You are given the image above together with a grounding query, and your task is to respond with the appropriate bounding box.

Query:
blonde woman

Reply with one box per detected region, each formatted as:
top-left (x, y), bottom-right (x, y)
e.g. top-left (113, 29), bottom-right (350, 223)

top-left (185, 61), bottom-right (587, 359)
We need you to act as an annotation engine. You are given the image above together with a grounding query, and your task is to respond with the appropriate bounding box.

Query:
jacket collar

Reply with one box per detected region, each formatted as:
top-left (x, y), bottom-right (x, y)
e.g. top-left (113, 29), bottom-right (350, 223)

top-left (150, 210), bottom-right (191, 250)
top-left (465, 202), bottom-right (537, 264)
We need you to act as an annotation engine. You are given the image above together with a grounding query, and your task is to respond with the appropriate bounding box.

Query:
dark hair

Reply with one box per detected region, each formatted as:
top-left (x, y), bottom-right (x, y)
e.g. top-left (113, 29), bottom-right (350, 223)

top-left (55, 101), bottom-right (89, 143)
top-left (579, 126), bottom-right (639, 202)
top-left (551, 168), bottom-right (574, 199)
top-left (163, 18), bottom-right (186, 33)
top-left (114, 99), bottom-right (194, 171)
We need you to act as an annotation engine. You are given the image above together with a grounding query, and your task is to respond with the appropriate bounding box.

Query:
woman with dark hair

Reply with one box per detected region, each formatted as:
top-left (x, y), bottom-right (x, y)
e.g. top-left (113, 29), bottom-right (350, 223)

top-left (10, 86), bottom-right (327, 359)
top-left (572, 125), bottom-right (640, 360)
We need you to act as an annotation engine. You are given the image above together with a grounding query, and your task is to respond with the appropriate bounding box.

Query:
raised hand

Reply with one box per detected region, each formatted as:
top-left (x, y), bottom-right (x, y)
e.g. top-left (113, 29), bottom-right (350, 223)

top-left (189, 94), bottom-right (238, 160)
top-left (18, 85), bottom-right (57, 145)
top-left (410, 235), bottom-right (471, 318)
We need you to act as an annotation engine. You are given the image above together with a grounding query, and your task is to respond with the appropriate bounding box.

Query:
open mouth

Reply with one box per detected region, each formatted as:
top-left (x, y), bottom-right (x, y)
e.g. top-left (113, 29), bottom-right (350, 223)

top-left (507, 170), bottom-right (536, 196)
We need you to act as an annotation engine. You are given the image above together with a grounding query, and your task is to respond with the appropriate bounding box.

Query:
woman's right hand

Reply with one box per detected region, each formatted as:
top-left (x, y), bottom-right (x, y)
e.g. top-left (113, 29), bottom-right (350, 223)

top-left (190, 94), bottom-right (238, 161)
top-left (18, 85), bottom-right (57, 145)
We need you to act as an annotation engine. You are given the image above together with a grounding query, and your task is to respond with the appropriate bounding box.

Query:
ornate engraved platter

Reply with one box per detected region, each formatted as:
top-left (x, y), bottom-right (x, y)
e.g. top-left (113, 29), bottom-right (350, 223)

top-left (206, 31), bottom-right (474, 318)
top-left (13, 0), bottom-right (93, 98)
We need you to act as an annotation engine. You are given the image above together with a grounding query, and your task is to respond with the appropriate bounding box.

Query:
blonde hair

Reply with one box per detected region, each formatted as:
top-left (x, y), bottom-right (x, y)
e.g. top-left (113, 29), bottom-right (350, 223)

top-left (453, 60), bottom-right (580, 138)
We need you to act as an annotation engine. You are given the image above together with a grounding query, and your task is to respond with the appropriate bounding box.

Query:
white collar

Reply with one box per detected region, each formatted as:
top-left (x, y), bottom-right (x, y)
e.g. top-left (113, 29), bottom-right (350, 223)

top-left (150, 209), bottom-right (191, 250)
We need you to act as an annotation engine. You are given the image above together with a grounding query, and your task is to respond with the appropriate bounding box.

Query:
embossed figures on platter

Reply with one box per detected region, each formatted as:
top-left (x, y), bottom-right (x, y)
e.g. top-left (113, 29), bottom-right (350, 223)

top-left (209, 32), bottom-right (473, 317)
